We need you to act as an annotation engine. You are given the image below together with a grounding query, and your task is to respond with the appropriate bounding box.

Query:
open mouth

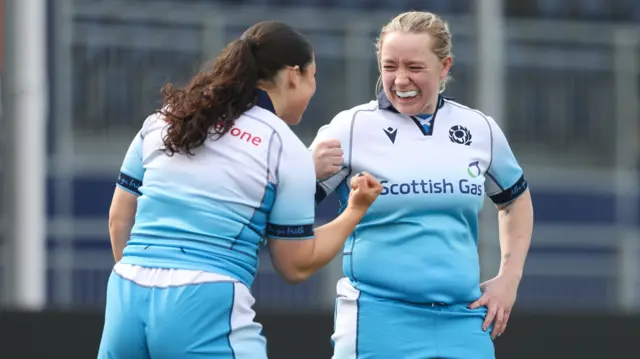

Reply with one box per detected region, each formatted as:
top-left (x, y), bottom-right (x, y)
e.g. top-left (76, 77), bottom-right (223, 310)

top-left (395, 90), bottom-right (419, 99)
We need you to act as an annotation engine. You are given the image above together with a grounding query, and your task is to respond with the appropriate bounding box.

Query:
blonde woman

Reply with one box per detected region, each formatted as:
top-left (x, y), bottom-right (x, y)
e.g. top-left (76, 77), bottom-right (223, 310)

top-left (311, 11), bottom-right (534, 359)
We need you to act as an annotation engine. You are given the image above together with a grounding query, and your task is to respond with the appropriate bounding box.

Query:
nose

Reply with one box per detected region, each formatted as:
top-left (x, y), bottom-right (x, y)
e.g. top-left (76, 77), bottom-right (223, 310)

top-left (394, 73), bottom-right (410, 87)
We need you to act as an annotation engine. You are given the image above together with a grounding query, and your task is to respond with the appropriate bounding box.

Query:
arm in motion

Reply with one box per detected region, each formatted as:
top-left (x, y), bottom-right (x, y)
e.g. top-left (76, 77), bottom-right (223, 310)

top-left (269, 173), bottom-right (380, 283)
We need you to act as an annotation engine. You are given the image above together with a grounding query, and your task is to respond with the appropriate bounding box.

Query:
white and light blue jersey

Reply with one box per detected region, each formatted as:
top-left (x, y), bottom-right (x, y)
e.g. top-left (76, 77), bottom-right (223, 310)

top-left (311, 92), bottom-right (528, 305)
top-left (116, 90), bottom-right (316, 288)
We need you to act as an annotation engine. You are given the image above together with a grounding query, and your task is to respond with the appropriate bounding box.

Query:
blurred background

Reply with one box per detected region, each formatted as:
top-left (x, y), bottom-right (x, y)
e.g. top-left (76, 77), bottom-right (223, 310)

top-left (0, 0), bottom-right (639, 357)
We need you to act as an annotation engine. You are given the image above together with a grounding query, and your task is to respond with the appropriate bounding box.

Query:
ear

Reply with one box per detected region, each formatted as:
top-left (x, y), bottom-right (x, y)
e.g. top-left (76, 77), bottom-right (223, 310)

top-left (287, 65), bottom-right (301, 89)
top-left (440, 56), bottom-right (453, 79)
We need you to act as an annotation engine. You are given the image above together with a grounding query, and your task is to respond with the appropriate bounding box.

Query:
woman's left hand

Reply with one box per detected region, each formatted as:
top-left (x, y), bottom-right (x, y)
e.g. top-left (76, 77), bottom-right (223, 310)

top-left (468, 274), bottom-right (521, 340)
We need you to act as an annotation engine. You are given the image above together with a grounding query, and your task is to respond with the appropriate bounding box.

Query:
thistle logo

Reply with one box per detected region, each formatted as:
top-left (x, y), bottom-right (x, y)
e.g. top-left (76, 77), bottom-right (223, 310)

top-left (467, 161), bottom-right (481, 178)
top-left (449, 125), bottom-right (472, 146)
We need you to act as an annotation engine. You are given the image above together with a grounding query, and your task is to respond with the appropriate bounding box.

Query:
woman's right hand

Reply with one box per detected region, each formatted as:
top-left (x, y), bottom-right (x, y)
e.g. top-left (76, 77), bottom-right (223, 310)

top-left (311, 139), bottom-right (344, 181)
top-left (347, 172), bottom-right (383, 212)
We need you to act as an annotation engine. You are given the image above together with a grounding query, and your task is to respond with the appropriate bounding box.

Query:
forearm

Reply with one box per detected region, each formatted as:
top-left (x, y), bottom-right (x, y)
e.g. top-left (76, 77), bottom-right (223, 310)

top-left (497, 190), bottom-right (534, 280)
top-left (271, 206), bottom-right (366, 282)
top-left (109, 219), bottom-right (134, 262)
top-left (309, 207), bottom-right (366, 271)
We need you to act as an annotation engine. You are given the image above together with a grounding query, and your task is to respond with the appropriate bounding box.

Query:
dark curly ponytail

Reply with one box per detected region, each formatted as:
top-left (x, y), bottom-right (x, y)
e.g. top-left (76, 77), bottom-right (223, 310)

top-left (159, 21), bottom-right (313, 156)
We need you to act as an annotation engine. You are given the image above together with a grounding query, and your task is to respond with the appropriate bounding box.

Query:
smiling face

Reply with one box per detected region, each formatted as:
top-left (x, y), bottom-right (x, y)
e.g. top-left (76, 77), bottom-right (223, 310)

top-left (379, 31), bottom-right (452, 116)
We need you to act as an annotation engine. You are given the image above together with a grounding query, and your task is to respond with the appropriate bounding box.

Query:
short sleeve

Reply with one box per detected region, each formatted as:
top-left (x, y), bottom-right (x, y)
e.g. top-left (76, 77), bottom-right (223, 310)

top-left (308, 110), bottom-right (353, 203)
top-left (484, 117), bottom-right (528, 205)
top-left (267, 134), bottom-right (316, 240)
top-left (116, 130), bottom-right (145, 196)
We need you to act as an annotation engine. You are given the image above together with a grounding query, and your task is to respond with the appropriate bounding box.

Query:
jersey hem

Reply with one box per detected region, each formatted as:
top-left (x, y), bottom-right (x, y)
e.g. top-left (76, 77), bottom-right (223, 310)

top-left (119, 256), bottom-right (253, 288)
top-left (351, 280), bottom-right (483, 308)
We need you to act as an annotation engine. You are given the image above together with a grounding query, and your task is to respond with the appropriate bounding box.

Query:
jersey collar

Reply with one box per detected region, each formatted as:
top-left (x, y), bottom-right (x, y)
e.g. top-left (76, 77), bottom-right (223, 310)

top-left (255, 89), bottom-right (277, 114)
top-left (377, 91), bottom-right (451, 137)
top-left (376, 90), bottom-right (448, 114)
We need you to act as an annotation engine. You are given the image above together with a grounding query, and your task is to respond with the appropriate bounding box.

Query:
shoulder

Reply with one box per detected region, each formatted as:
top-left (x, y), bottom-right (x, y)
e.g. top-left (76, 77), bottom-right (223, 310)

top-left (333, 101), bottom-right (379, 123)
top-left (322, 101), bottom-right (380, 136)
top-left (443, 99), bottom-right (492, 123)
top-left (442, 98), bottom-right (502, 132)
top-left (139, 112), bottom-right (164, 138)
top-left (242, 106), bottom-right (308, 154)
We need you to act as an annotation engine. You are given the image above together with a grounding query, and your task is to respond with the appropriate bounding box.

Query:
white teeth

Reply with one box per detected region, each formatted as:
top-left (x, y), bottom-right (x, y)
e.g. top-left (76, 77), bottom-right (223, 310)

top-left (396, 90), bottom-right (419, 98)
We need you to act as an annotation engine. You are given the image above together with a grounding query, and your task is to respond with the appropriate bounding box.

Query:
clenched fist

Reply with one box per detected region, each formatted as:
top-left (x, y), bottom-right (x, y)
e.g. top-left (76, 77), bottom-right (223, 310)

top-left (312, 139), bottom-right (344, 181)
top-left (348, 172), bottom-right (383, 212)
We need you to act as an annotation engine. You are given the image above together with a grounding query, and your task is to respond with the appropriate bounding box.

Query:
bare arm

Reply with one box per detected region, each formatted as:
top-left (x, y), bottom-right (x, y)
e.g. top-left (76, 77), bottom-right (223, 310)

top-left (109, 187), bottom-right (138, 262)
top-left (268, 173), bottom-right (380, 283)
top-left (268, 206), bottom-right (366, 283)
top-left (496, 189), bottom-right (534, 281)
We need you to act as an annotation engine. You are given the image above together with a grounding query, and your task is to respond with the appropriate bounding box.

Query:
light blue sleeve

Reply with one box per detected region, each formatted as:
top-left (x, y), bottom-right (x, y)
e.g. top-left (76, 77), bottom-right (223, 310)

top-left (116, 131), bottom-right (145, 196)
top-left (484, 117), bottom-right (528, 205)
top-left (267, 134), bottom-right (316, 240)
top-left (308, 110), bottom-right (353, 203)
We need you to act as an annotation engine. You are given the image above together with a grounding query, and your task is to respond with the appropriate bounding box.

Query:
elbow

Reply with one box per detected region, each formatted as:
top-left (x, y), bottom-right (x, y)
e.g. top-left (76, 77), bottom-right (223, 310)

top-left (269, 240), bottom-right (318, 284)
top-left (109, 202), bottom-right (135, 229)
top-left (108, 216), bottom-right (127, 233)
top-left (281, 269), bottom-right (314, 284)
top-left (108, 215), bottom-right (118, 232)
top-left (276, 265), bottom-right (315, 284)
top-left (108, 214), bottom-right (134, 239)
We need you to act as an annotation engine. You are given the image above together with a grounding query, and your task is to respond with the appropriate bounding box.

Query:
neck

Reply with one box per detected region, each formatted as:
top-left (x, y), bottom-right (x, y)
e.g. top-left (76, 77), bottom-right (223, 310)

top-left (420, 94), bottom-right (440, 116)
top-left (257, 85), bottom-right (288, 120)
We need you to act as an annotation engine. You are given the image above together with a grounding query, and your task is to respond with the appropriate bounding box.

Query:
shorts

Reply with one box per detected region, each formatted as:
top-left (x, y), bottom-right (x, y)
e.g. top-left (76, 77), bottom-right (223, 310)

top-left (98, 263), bottom-right (267, 359)
top-left (331, 277), bottom-right (494, 359)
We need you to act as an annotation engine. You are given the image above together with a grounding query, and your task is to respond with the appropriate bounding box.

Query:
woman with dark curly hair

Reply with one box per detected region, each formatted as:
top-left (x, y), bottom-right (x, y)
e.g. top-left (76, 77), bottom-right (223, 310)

top-left (98, 21), bottom-right (381, 359)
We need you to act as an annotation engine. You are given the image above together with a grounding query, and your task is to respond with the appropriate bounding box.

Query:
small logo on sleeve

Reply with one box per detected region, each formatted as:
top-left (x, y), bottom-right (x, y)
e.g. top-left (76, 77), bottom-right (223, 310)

top-left (449, 125), bottom-right (472, 146)
top-left (383, 127), bottom-right (397, 144)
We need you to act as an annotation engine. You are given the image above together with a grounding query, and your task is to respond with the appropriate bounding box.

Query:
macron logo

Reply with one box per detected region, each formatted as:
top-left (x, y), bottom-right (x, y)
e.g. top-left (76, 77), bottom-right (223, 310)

top-left (383, 127), bottom-right (397, 144)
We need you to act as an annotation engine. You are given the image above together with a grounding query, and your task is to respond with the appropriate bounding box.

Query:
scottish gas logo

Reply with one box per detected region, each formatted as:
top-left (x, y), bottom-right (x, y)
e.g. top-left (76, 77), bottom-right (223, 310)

top-left (380, 178), bottom-right (483, 196)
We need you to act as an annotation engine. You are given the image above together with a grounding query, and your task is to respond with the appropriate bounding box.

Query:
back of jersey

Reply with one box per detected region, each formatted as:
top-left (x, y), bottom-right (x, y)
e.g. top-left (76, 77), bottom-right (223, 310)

top-left (118, 106), bottom-right (316, 288)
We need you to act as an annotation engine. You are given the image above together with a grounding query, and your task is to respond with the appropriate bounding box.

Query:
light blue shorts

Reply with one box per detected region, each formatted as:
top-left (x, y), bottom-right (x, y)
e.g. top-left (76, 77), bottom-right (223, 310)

top-left (98, 263), bottom-right (267, 359)
top-left (331, 278), bottom-right (494, 359)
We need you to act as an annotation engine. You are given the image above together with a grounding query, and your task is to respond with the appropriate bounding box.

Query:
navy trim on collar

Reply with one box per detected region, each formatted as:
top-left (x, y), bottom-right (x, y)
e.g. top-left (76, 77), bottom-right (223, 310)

top-left (377, 91), bottom-right (452, 137)
top-left (255, 89), bottom-right (276, 114)
top-left (376, 91), bottom-right (449, 114)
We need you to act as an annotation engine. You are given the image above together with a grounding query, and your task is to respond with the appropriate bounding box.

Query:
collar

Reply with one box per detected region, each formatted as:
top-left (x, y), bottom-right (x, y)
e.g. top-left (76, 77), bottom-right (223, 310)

top-left (255, 88), bottom-right (276, 114)
top-left (376, 90), bottom-right (449, 115)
